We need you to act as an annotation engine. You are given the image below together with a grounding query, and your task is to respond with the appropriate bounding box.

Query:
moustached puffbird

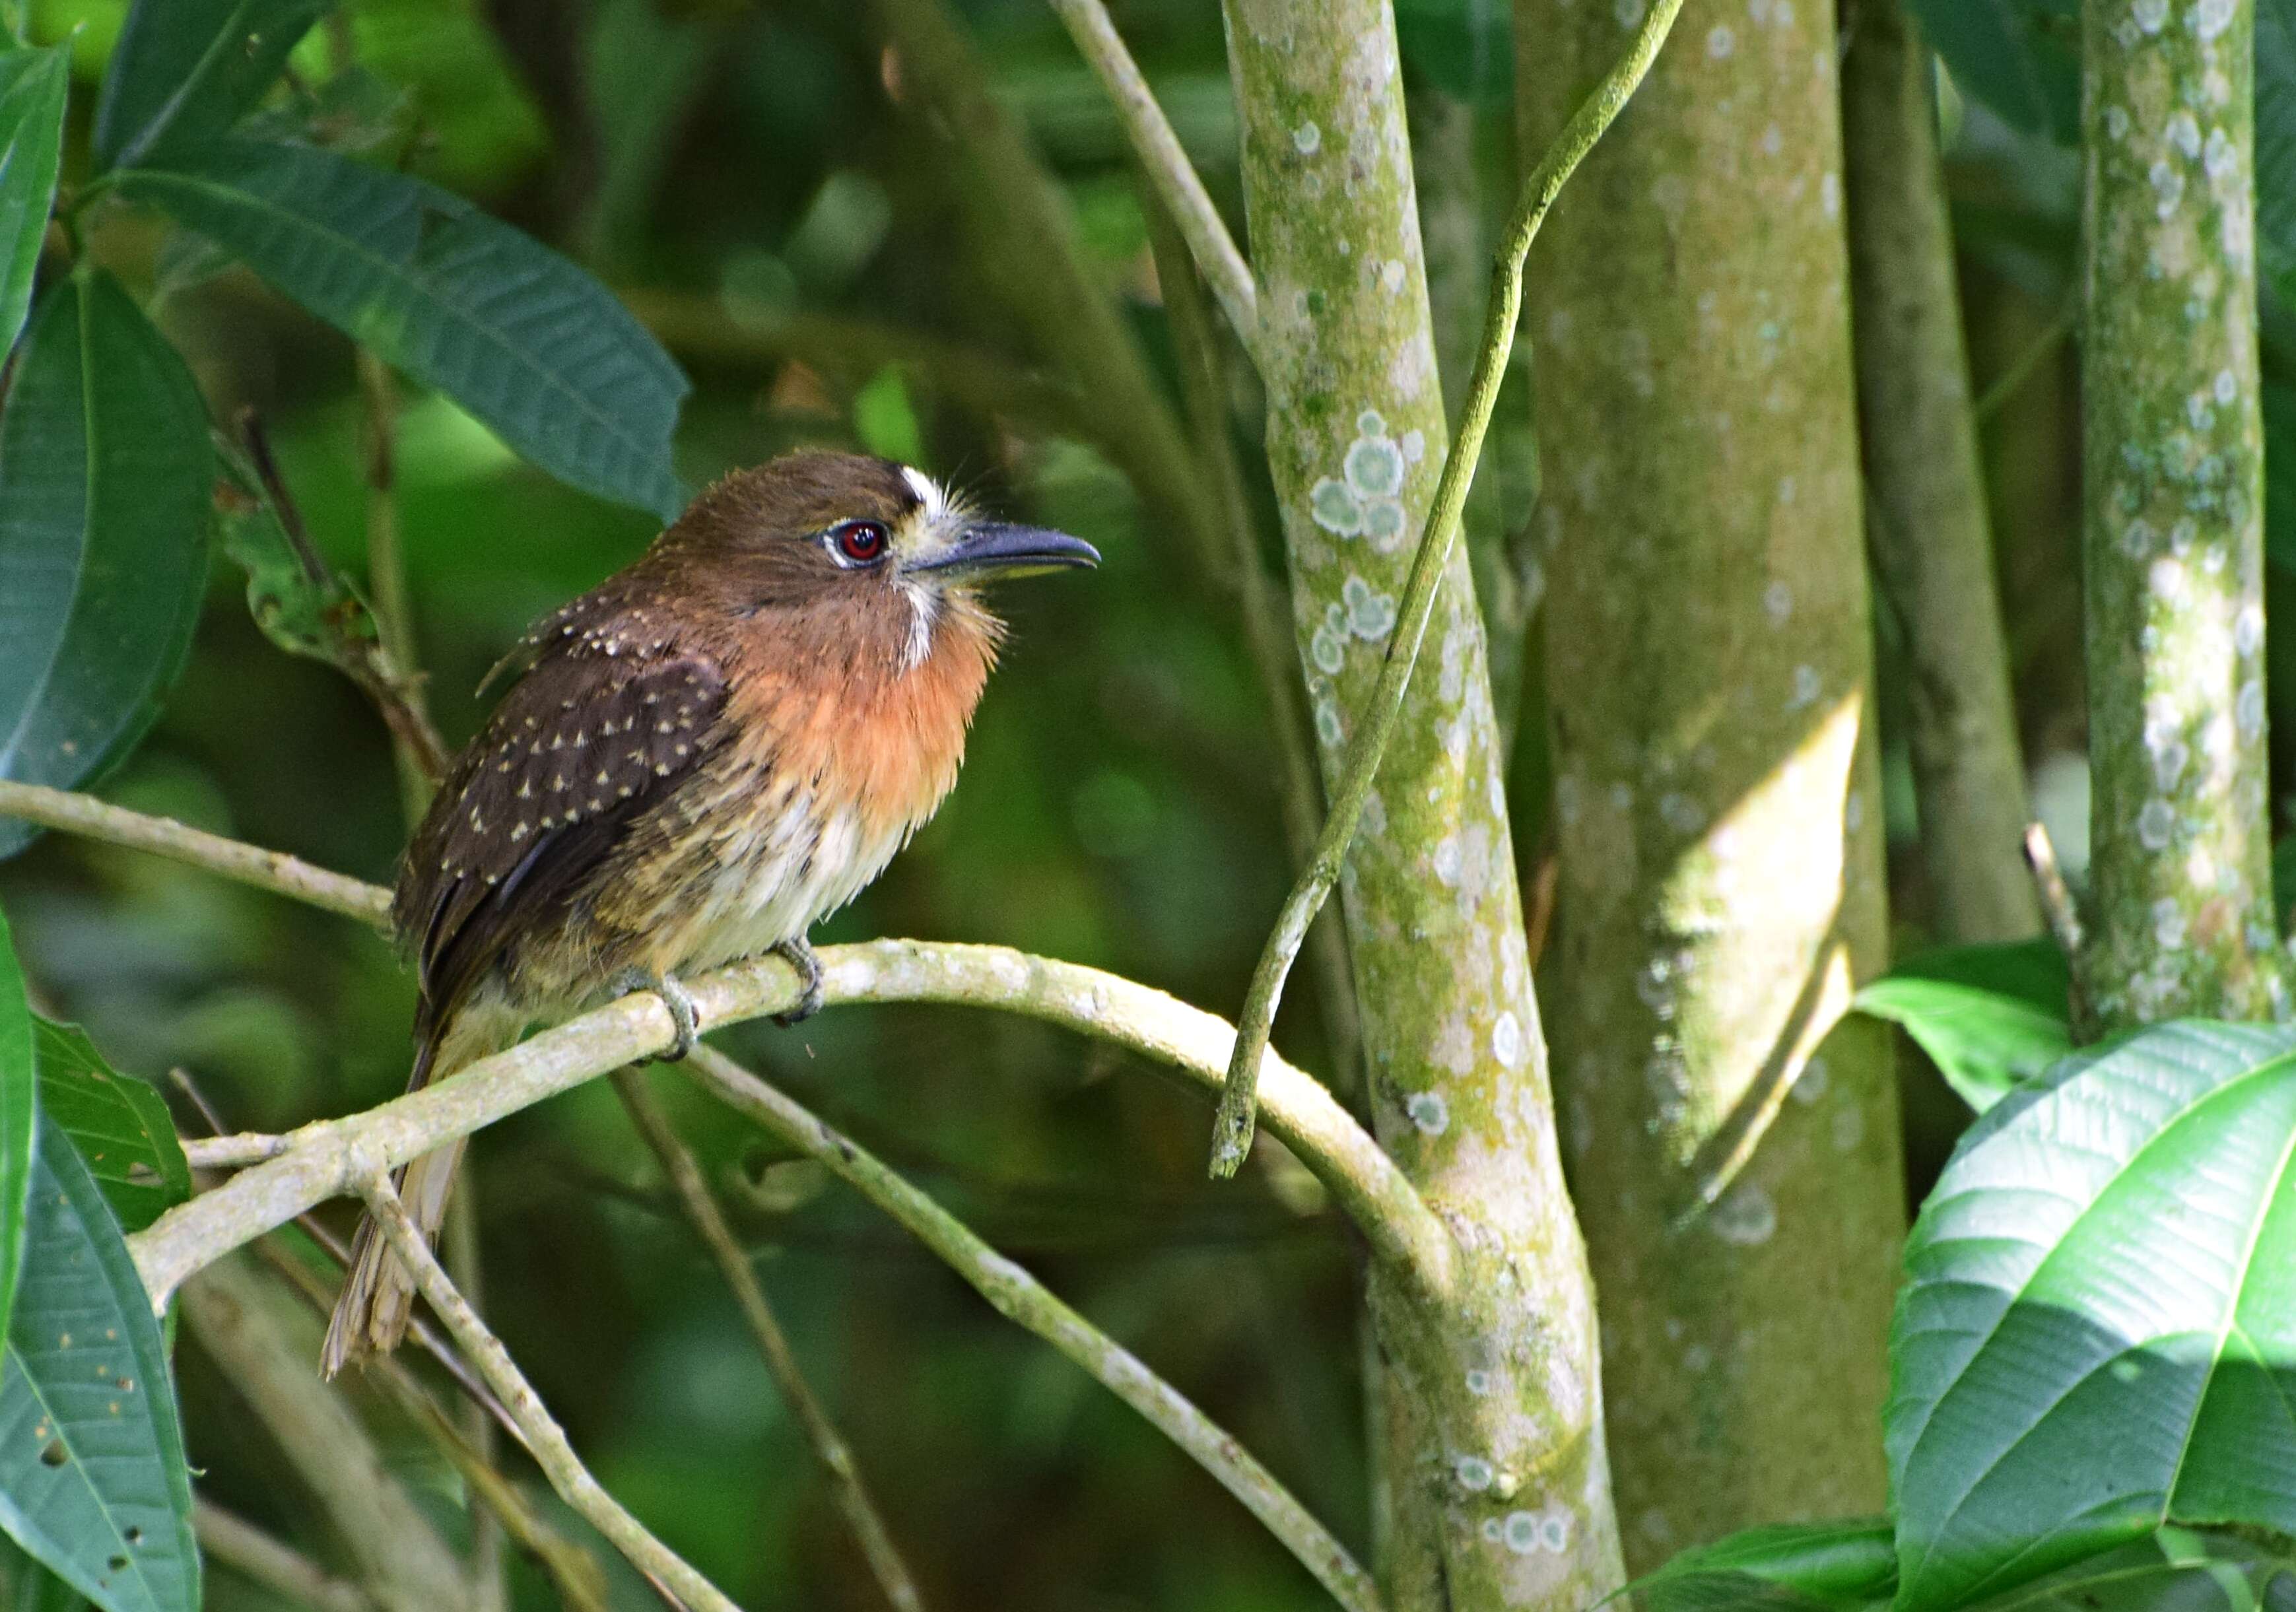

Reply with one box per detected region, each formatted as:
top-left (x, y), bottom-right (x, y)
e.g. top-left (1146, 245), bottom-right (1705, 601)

top-left (323, 450), bottom-right (1097, 1375)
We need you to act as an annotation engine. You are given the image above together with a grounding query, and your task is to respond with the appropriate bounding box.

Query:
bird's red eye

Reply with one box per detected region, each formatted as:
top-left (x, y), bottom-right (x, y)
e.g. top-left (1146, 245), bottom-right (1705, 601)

top-left (834, 520), bottom-right (887, 564)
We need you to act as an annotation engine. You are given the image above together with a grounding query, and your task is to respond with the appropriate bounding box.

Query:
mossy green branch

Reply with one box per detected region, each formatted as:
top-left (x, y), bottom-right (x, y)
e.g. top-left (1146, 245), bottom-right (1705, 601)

top-left (2079, 0), bottom-right (2283, 1026)
top-left (1211, 0), bottom-right (1687, 1173)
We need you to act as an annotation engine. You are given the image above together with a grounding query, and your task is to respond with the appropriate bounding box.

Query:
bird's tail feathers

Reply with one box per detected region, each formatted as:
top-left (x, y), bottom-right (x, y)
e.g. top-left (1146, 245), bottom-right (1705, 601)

top-left (321, 1009), bottom-right (515, 1377)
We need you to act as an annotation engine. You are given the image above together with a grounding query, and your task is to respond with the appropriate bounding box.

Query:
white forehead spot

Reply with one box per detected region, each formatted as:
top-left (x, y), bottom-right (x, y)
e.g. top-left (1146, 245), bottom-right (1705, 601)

top-left (901, 465), bottom-right (948, 521)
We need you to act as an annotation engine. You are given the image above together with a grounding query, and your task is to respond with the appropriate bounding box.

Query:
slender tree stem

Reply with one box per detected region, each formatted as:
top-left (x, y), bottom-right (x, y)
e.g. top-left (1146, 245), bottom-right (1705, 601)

top-left (679, 1045), bottom-right (1383, 1612)
top-left (1842, 0), bottom-right (2039, 944)
top-left (1046, 0), bottom-right (1258, 353)
top-left (356, 1175), bottom-right (743, 1612)
top-left (1212, 0), bottom-right (1688, 1170)
top-left (614, 1069), bottom-right (928, 1612)
top-left (355, 349), bottom-right (434, 824)
top-left (194, 1500), bottom-right (379, 1612)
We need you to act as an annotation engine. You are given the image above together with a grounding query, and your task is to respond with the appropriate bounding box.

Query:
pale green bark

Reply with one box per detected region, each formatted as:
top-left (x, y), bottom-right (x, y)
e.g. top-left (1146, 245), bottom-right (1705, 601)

top-left (1841, 0), bottom-right (2041, 946)
top-left (1225, 1), bottom-right (1621, 1603)
top-left (2080, 0), bottom-right (2283, 1026)
top-left (1520, 0), bottom-right (1903, 1568)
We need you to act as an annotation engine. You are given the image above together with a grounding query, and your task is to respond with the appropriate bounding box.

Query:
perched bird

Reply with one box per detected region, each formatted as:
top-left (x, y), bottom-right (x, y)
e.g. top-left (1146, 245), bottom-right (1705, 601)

top-left (322, 450), bottom-right (1097, 1375)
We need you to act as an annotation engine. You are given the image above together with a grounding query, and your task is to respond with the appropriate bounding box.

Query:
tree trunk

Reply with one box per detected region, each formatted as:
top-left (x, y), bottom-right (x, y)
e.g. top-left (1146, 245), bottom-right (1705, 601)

top-left (1518, 0), bottom-right (1904, 1568)
top-left (1841, 0), bottom-right (2041, 946)
top-left (1223, 1), bottom-right (1623, 1603)
top-left (2079, 0), bottom-right (2283, 1027)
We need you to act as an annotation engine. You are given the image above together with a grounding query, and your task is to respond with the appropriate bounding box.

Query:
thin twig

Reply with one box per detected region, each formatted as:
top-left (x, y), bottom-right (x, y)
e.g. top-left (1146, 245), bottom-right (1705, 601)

top-left (256, 1232), bottom-right (522, 1454)
top-left (1209, 0), bottom-right (1689, 1172)
top-left (194, 1498), bottom-right (379, 1612)
top-left (1143, 191), bottom-right (1364, 1105)
top-left (614, 1069), bottom-right (927, 1612)
top-left (679, 1046), bottom-right (1384, 1612)
top-left (234, 411), bottom-right (453, 786)
top-left (1045, 0), bottom-right (1258, 354)
top-left (1973, 292), bottom-right (2077, 426)
top-left (354, 349), bottom-right (438, 824)
top-left (356, 1173), bottom-right (743, 1612)
top-left (187, 1133), bottom-right (293, 1168)
top-left (0, 780), bottom-right (391, 924)
top-left (2023, 821), bottom-right (2093, 1036)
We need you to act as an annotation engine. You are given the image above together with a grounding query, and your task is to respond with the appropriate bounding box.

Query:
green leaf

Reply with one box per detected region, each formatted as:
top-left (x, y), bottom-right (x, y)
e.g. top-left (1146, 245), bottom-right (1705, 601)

top-left (1852, 940), bottom-right (2074, 1113)
top-left (1907, 0), bottom-right (2077, 145)
top-left (1888, 1021), bottom-right (2296, 1612)
top-left (0, 273), bottom-right (215, 860)
top-left (0, 908), bottom-right (34, 1351)
top-left (0, 44), bottom-right (68, 359)
top-left (29, 1024), bottom-right (186, 1236)
top-left (1626, 1519), bottom-right (1896, 1611)
top-left (852, 365), bottom-right (922, 467)
top-left (92, 0), bottom-right (332, 171)
top-left (114, 139), bottom-right (689, 519)
top-left (0, 1110), bottom-right (197, 1612)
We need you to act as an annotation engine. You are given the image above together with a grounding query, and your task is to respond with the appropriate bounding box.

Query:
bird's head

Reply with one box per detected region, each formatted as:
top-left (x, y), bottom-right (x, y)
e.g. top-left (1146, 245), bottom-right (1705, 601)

top-left (650, 451), bottom-right (1097, 667)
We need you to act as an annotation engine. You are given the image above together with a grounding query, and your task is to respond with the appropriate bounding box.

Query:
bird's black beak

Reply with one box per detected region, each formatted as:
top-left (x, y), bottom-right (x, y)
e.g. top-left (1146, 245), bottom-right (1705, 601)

top-left (906, 522), bottom-right (1100, 580)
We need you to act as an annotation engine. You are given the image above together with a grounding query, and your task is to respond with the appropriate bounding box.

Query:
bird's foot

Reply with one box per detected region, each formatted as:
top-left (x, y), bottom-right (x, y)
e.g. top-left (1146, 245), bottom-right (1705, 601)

top-left (611, 968), bottom-right (702, 1061)
top-left (770, 938), bottom-right (825, 1026)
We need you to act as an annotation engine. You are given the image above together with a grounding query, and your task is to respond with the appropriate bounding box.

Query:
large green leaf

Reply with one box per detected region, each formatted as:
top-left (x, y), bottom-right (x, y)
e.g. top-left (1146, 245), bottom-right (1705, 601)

top-left (1627, 1519), bottom-right (1895, 1611)
top-left (114, 139), bottom-right (689, 519)
top-left (0, 908), bottom-right (34, 1353)
top-left (92, 0), bottom-right (332, 171)
top-left (1889, 1021), bottom-right (2296, 1612)
top-left (0, 44), bottom-right (68, 360)
top-left (1907, 0), bottom-right (2077, 146)
top-left (0, 1111), bottom-right (196, 1612)
top-left (1853, 940), bottom-right (2074, 1114)
top-left (0, 272), bottom-right (215, 859)
top-left (29, 1024), bottom-right (186, 1236)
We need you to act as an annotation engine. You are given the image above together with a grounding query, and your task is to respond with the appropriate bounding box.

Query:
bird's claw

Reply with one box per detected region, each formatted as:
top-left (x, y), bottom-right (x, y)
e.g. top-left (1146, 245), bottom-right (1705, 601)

top-left (613, 968), bottom-right (702, 1061)
top-left (771, 939), bottom-right (825, 1026)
